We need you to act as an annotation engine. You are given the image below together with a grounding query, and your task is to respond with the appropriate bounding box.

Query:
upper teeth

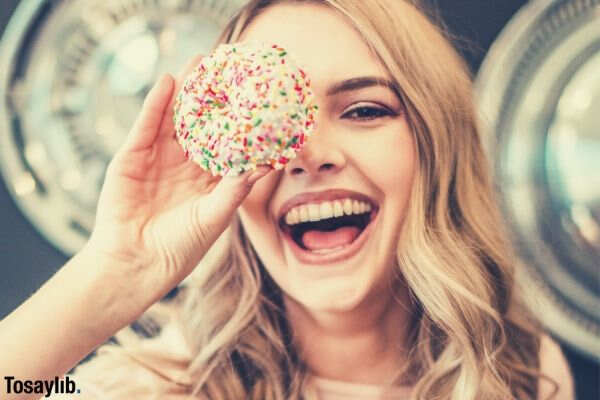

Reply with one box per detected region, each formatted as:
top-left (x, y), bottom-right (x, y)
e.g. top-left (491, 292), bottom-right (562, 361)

top-left (284, 199), bottom-right (372, 225)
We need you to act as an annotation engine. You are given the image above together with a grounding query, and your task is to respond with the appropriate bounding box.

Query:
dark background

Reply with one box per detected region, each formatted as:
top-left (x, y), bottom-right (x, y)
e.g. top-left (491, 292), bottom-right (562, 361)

top-left (0, 0), bottom-right (598, 398)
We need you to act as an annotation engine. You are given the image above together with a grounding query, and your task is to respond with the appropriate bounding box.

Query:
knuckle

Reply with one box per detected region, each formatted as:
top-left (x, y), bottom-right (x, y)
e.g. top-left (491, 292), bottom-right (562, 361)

top-left (235, 182), bottom-right (253, 203)
top-left (229, 179), bottom-right (253, 205)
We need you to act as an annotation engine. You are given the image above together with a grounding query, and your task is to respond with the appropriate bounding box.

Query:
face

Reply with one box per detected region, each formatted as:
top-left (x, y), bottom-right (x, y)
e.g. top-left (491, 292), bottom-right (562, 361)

top-left (237, 3), bottom-right (416, 313)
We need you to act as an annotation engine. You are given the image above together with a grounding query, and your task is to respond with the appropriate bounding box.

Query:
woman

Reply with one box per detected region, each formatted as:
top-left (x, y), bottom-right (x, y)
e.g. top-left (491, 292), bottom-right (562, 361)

top-left (0, 0), bottom-right (575, 399)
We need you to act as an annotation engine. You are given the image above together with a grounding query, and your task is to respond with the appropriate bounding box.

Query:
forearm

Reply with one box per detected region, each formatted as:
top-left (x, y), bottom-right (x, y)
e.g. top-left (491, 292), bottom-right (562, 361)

top-left (0, 244), bottom-right (157, 399)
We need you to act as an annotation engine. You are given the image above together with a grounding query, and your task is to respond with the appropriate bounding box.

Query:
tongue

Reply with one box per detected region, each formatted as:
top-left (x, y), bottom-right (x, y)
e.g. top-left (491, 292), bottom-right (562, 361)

top-left (301, 226), bottom-right (361, 250)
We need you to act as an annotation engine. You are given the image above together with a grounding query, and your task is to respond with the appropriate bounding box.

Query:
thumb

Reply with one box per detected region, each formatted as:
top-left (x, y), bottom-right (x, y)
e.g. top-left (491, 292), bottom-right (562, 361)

top-left (211, 165), bottom-right (273, 210)
top-left (191, 166), bottom-right (272, 240)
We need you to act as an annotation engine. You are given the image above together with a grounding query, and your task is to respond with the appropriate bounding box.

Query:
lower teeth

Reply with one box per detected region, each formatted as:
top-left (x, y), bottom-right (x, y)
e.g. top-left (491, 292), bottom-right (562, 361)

top-left (309, 245), bottom-right (347, 254)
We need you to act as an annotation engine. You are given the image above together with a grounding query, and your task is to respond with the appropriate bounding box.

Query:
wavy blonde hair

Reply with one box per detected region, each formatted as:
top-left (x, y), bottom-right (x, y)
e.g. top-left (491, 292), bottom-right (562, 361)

top-left (71, 0), bottom-right (561, 399)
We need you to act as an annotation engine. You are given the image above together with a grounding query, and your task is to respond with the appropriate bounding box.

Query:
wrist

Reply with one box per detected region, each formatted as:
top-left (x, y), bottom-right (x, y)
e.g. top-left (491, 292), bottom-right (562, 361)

top-left (73, 242), bottom-right (163, 323)
top-left (0, 244), bottom-right (160, 380)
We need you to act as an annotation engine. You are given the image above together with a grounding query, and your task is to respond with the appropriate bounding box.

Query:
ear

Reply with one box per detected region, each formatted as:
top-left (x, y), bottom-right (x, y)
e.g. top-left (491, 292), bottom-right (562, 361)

top-left (537, 334), bottom-right (575, 400)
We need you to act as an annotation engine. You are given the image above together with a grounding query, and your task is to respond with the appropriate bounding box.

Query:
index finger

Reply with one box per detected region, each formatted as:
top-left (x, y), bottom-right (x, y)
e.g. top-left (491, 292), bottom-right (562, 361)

top-left (162, 54), bottom-right (207, 141)
top-left (121, 53), bottom-right (204, 152)
top-left (122, 73), bottom-right (175, 152)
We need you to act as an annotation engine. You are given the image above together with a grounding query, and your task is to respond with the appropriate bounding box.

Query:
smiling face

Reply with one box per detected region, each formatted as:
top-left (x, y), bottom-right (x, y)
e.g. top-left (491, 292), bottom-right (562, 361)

top-left (237, 2), bottom-right (416, 313)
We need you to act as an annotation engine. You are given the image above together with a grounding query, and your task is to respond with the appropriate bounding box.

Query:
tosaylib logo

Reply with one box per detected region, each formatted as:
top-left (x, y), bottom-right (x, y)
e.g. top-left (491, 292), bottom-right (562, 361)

top-left (4, 376), bottom-right (80, 397)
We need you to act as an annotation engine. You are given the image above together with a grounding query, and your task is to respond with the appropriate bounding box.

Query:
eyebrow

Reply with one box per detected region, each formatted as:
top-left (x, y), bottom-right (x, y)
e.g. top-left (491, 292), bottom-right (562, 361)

top-left (326, 76), bottom-right (399, 96)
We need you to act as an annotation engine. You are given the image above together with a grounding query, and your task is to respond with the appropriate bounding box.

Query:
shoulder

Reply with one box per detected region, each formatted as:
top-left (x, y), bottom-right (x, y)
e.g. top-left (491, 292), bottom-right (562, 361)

top-left (47, 322), bottom-right (196, 399)
top-left (538, 334), bottom-right (575, 400)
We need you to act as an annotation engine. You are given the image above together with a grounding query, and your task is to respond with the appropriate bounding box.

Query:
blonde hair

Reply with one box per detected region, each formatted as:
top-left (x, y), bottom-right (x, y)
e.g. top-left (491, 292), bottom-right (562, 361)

top-left (71, 1), bottom-right (561, 399)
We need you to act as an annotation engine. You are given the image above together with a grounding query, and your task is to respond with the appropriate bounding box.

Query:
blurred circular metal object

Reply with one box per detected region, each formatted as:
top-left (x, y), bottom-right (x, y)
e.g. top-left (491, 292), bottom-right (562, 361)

top-left (0, 0), bottom-right (246, 255)
top-left (476, 0), bottom-right (600, 360)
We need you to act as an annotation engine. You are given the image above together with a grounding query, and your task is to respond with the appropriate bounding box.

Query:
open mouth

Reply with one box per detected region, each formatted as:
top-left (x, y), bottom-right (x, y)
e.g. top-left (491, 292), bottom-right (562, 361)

top-left (278, 200), bottom-right (378, 257)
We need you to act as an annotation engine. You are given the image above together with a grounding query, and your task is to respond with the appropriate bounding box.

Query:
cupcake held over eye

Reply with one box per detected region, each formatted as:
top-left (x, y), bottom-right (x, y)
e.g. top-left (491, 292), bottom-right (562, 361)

top-left (173, 41), bottom-right (319, 176)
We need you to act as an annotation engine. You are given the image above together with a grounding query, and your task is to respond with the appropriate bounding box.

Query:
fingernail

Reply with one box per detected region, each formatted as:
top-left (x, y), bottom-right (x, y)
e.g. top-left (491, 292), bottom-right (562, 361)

top-left (247, 166), bottom-right (272, 184)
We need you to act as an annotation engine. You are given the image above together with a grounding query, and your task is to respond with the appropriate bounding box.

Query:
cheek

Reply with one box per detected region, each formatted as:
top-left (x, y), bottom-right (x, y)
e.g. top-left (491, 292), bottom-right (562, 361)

top-left (354, 122), bottom-right (416, 254)
top-left (353, 122), bottom-right (416, 190)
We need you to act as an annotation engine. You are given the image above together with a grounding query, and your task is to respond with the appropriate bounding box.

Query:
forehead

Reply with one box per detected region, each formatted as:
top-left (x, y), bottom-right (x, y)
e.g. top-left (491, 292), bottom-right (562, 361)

top-left (238, 3), bottom-right (388, 90)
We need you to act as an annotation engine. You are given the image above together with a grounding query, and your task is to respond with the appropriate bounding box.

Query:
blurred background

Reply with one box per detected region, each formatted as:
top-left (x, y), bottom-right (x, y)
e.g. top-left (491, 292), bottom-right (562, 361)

top-left (0, 0), bottom-right (598, 398)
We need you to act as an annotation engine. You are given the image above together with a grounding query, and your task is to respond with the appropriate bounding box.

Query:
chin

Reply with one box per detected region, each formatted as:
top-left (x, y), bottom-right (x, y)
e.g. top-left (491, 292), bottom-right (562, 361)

top-left (286, 275), bottom-right (373, 313)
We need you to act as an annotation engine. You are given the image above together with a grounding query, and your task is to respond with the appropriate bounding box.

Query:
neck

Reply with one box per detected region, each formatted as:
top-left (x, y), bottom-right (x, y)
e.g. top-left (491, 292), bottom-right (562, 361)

top-left (284, 277), bottom-right (413, 385)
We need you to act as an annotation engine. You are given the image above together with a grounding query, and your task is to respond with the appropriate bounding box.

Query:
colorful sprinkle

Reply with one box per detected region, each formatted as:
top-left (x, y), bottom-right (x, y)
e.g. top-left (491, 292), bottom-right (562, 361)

top-left (173, 42), bottom-right (319, 176)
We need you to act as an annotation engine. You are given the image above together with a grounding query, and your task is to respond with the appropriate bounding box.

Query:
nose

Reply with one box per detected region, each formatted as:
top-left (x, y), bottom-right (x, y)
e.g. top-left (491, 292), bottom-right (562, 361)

top-left (285, 124), bottom-right (346, 177)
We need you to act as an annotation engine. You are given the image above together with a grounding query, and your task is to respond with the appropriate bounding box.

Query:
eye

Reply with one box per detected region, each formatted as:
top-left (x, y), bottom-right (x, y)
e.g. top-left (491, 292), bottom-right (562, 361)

top-left (342, 105), bottom-right (393, 121)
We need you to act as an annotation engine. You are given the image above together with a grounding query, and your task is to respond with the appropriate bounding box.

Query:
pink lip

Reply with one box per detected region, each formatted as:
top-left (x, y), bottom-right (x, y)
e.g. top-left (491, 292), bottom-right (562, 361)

top-left (277, 189), bottom-right (378, 222)
top-left (281, 208), bottom-right (379, 265)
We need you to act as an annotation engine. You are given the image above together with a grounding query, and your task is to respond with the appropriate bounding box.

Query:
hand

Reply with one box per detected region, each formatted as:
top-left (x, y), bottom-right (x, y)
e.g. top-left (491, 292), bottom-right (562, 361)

top-left (87, 55), bottom-right (271, 294)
